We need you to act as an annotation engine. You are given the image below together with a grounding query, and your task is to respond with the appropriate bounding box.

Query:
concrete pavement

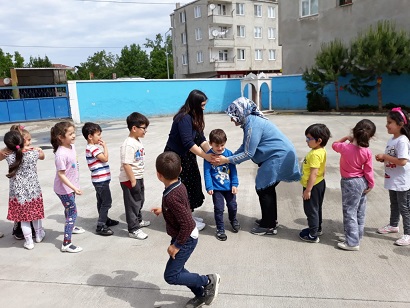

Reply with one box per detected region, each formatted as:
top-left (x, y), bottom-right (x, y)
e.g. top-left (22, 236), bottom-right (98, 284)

top-left (0, 113), bottom-right (409, 308)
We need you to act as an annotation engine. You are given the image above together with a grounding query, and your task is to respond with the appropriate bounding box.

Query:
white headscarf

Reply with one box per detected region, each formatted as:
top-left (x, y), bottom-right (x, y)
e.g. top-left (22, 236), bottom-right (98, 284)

top-left (225, 97), bottom-right (267, 127)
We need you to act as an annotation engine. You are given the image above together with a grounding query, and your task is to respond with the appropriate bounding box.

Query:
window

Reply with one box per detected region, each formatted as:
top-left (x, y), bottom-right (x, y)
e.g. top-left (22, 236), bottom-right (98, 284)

top-left (268, 27), bottom-right (276, 39)
top-left (339, 0), bottom-right (352, 5)
top-left (182, 54), bottom-right (187, 65)
top-left (219, 50), bottom-right (228, 61)
top-left (179, 11), bottom-right (186, 23)
top-left (181, 32), bottom-right (186, 44)
top-left (237, 49), bottom-right (245, 60)
top-left (195, 28), bottom-right (202, 40)
top-left (236, 3), bottom-right (245, 15)
top-left (215, 4), bottom-right (226, 15)
top-left (269, 49), bottom-right (276, 60)
top-left (254, 27), bottom-right (262, 38)
top-left (268, 6), bottom-right (276, 18)
top-left (194, 6), bottom-right (201, 18)
top-left (300, 0), bottom-right (318, 17)
top-left (197, 51), bottom-right (203, 63)
top-left (255, 49), bottom-right (262, 60)
top-left (237, 25), bottom-right (245, 37)
top-left (254, 5), bottom-right (262, 17)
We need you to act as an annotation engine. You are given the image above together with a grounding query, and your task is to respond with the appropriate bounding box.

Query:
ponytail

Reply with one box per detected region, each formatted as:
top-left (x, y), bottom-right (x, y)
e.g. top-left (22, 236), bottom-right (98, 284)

top-left (3, 131), bottom-right (24, 178)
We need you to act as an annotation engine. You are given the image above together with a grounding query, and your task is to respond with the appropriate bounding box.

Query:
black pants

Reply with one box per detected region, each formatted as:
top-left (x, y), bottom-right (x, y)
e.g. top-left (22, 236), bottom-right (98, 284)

top-left (256, 182), bottom-right (280, 228)
top-left (303, 179), bottom-right (326, 237)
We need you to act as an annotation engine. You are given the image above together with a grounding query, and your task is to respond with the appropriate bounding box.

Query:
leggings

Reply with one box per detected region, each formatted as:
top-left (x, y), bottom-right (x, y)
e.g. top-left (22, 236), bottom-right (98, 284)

top-left (57, 193), bottom-right (78, 244)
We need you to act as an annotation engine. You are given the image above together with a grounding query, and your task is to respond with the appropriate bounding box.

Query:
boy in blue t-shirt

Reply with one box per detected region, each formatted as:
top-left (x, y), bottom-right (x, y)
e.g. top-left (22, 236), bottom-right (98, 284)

top-left (204, 129), bottom-right (240, 241)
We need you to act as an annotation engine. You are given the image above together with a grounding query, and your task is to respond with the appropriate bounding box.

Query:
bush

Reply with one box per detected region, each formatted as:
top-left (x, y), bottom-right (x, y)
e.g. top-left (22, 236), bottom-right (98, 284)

top-left (306, 92), bottom-right (330, 111)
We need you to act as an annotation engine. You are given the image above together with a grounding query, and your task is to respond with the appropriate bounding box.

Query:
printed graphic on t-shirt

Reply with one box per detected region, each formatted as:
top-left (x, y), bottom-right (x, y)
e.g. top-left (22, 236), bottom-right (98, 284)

top-left (385, 146), bottom-right (397, 169)
top-left (212, 164), bottom-right (230, 185)
top-left (135, 148), bottom-right (144, 160)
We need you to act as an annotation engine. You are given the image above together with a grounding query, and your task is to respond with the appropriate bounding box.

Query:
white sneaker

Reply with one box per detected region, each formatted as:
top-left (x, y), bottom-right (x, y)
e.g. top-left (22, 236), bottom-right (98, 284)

top-left (139, 220), bottom-right (151, 228)
top-left (35, 229), bottom-right (45, 243)
top-left (61, 243), bottom-right (83, 253)
top-left (72, 226), bottom-right (85, 234)
top-left (129, 229), bottom-right (148, 240)
top-left (24, 240), bottom-right (34, 250)
top-left (377, 225), bottom-right (399, 234)
top-left (196, 220), bottom-right (206, 231)
top-left (193, 216), bottom-right (203, 223)
top-left (394, 234), bottom-right (410, 246)
top-left (337, 242), bottom-right (359, 251)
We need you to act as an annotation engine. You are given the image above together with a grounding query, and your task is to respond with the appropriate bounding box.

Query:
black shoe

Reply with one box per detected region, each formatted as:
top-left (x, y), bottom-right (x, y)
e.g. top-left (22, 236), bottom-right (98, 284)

top-left (96, 225), bottom-right (114, 236)
top-left (106, 218), bottom-right (119, 227)
top-left (251, 226), bottom-right (277, 235)
top-left (203, 273), bottom-right (221, 305)
top-left (185, 296), bottom-right (206, 308)
top-left (230, 220), bottom-right (241, 233)
top-left (215, 230), bottom-right (227, 241)
top-left (12, 223), bottom-right (24, 240)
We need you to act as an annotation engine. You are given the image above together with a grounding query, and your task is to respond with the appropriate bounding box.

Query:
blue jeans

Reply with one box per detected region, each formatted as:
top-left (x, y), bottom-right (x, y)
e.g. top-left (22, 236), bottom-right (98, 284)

top-left (212, 190), bottom-right (237, 231)
top-left (341, 177), bottom-right (367, 246)
top-left (164, 237), bottom-right (208, 297)
top-left (93, 181), bottom-right (112, 226)
top-left (56, 193), bottom-right (77, 244)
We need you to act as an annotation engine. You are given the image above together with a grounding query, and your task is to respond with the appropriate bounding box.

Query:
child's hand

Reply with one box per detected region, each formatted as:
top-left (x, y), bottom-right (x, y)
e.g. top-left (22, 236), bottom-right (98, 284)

top-left (74, 189), bottom-right (82, 195)
top-left (151, 208), bottom-right (162, 216)
top-left (303, 190), bottom-right (311, 200)
top-left (167, 244), bottom-right (180, 259)
top-left (232, 186), bottom-right (238, 195)
top-left (375, 154), bottom-right (384, 162)
top-left (98, 139), bottom-right (106, 147)
top-left (364, 188), bottom-right (372, 194)
top-left (207, 190), bottom-right (213, 195)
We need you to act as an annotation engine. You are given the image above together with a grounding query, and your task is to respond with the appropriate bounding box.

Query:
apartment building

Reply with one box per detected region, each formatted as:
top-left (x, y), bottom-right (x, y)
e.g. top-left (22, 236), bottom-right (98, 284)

top-left (170, 0), bottom-right (281, 79)
top-left (278, 0), bottom-right (410, 75)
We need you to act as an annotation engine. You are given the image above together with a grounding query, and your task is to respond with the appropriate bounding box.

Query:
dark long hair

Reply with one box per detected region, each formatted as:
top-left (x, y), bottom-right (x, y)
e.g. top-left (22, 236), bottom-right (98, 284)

top-left (4, 131), bottom-right (24, 178)
top-left (388, 109), bottom-right (410, 140)
top-left (50, 121), bottom-right (75, 153)
top-left (174, 89), bottom-right (207, 131)
top-left (352, 119), bottom-right (376, 148)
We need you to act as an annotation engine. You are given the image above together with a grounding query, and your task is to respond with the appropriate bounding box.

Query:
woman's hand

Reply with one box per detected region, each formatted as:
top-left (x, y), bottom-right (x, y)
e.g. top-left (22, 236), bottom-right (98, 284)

top-left (204, 153), bottom-right (221, 164)
top-left (213, 155), bottom-right (229, 166)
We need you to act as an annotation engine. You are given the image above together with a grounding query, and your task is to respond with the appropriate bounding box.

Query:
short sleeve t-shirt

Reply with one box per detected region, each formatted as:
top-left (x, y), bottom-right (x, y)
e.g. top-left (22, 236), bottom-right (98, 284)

top-left (384, 135), bottom-right (410, 191)
top-left (119, 137), bottom-right (145, 182)
top-left (300, 147), bottom-right (326, 188)
top-left (85, 144), bottom-right (111, 183)
top-left (54, 144), bottom-right (79, 195)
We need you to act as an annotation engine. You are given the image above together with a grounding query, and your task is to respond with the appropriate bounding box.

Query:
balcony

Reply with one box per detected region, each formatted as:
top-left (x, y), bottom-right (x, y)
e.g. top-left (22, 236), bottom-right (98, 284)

top-left (208, 14), bottom-right (232, 25)
top-left (209, 33), bottom-right (234, 48)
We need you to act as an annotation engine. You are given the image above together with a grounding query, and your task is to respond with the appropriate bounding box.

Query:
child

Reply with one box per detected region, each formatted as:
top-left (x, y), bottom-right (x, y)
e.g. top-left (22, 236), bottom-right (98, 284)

top-left (119, 112), bottom-right (151, 240)
top-left (375, 107), bottom-right (410, 246)
top-left (51, 121), bottom-right (84, 253)
top-left (82, 122), bottom-right (118, 236)
top-left (151, 151), bottom-right (220, 308)
top-left (299, 124), bottom-right (331, 243)
top-left (333, 119), bottom-right (376, 251)
top-left (203, 129), bottom-right (240, 241)
top-left (1, 131), bottom-right (45, 250)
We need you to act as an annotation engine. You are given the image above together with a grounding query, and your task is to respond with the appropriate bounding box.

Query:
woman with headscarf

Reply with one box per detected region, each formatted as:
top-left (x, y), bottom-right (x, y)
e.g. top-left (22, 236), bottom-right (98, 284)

top-left (217, 97), bottom-right (301, 235)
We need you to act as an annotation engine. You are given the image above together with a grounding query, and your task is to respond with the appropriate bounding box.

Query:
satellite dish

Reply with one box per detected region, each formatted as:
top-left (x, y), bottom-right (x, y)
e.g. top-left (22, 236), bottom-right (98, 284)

top-left (209, 4), bottom-right (216, 10)
top-left (3, 77), bottom-right (10, 85)
top-left (212, 29), bottom-right (219, 37)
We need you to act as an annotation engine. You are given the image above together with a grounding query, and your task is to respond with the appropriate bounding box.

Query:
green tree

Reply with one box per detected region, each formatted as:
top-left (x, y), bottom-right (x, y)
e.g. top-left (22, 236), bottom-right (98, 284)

top-left (350, 20), bottom-right (410, 110)
top-left (13, 51), bottom-right (25, 68)
top-left (76, 50), bottom-right (118, 80)
top-left (117, 43), bottom-right (150, 78)
top-left (302, 67), bottom-right (330, 111)
top-left (0, 48), bottom-right (14, 77)
top-left (28, 55), bottom-right (53, 67)
top-left (144, 33), bottom-right (167, 79)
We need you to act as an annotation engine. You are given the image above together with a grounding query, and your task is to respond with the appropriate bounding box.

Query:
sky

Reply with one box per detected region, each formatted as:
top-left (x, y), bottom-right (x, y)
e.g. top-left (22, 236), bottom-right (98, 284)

top-left (0, 0), bottom-right (182, 67)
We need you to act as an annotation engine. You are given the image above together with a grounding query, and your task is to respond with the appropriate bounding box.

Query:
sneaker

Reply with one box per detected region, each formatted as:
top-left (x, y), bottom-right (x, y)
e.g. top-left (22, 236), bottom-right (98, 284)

top-left (96, 225), bottom-right (114, 236)
top-left (129, 229), bottom-right (148, 240)
top-left (12, 226), bottom-right (24, 240)
top-left (106, 218), bottom-right (119, 227)
top-left (139, 220), bottom-right (151, 228)
top-left (394, 234), bottom-right (410, 246)
top-left (251, 226), bottom-right (277, 235)
top-left (35, 229), bottom-right (45, 243)
top-left (230, 220), bottom-right (241, 233)
top-left (377, 225), bottom-right (399, 234)
top-left (255, 219), bottom-right (278, 227)
top-left (193, 216), bottom-right (204, 223)
top-left (300, 228), bottom-right (310, 237)
top-left (72, 226), bottom-right (85, 234)
top-left (61, 243), bottom-right (83, 253)
top-left (337, 242), bottom-right (359, 251)
top-left (185, 296), bottom-right (206, 308)
top-left (24, 240), bottom-right (34, 250)
top-left (299, 233), bottom-right (320, 243)
top-left (196, 220), bottom-right (206, 231)
top-left (203, 273), bottom-right (221, 305)
top-left (317, 228), bottom-right (323, 236)
top-left (337, 236), bottom-right (346, 243)
top-left (215, 230), bottom-right (227, 241)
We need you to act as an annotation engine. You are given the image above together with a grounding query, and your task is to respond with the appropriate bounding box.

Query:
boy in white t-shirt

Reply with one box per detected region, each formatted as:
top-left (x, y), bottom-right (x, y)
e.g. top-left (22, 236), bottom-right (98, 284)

top-left (119, 112), bottom-right (151, 240)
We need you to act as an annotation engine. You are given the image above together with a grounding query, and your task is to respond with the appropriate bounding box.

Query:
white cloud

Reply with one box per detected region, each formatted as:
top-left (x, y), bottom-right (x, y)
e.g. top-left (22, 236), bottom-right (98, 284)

top-left (0, 0), bottom-right (179, 66)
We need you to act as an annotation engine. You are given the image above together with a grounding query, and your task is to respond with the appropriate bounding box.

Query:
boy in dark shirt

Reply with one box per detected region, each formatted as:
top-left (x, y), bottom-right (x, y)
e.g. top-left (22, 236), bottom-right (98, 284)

top-left (151, 151), bottom-right (220, 308)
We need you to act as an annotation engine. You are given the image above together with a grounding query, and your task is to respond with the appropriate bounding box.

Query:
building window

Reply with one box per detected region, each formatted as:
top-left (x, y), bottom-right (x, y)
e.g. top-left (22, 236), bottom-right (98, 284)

top-left (237, 49), bottom-right (245, 60)
top-left (215, 4), bottom-right (227, 16)
top-left (254, 4), bottom-right (262, 17)
top-left (182, 54), bottom-right (187, 65)
top-left (219, 50), bottom-right (228, 61)
top-left (269, 49), bottom-right (276, 60)
top-left (255, 49), bottom-right (262, 60)
top-left (268, 27), bottom-right (276, 39)
top-left (300, 0), bottom-right (318, 17)
top-left (268, 6), bottom-right (276, 18)
top-left (339, 0), bottom-right (352, 5)
top-left (197, 51), bottom-right (203, 63)
top-left (179, 11), bottom-right (186, 23)
top-left (194, 6), bottom-right (201, 18)
top-left (195, 28), bottom-right (202, 40)
top-left (181, 33), bottom-right (186, 45)
top-left (237, 25), bottom-right (245, 37)
top-left (254, 27), bottom-right (262, 38)
top-left (236, 3), bottom-right (245, 15)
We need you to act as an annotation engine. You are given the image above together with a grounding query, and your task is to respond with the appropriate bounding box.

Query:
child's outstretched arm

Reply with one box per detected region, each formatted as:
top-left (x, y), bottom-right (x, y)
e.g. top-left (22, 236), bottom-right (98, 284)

top-left (151, 207), bottom-right (162, 216)
top-left (375, 153), bottom-right (407, 166)
top-left (57, 170), bottom-right (82, 195)
top-left (0, 148), bottom-right (11, 161)
top-left (332, 136), bottom-right (353, 144)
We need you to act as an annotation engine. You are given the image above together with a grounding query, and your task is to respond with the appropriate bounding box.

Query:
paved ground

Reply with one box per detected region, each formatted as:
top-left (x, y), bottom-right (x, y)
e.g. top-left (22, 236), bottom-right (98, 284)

top-left (0, 113), bottom-right (409, 308)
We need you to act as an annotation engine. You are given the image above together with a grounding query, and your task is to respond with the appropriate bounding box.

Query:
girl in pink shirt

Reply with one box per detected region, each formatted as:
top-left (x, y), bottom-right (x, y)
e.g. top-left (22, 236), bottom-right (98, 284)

top-left (332, 119), bottom-right (376, 251)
